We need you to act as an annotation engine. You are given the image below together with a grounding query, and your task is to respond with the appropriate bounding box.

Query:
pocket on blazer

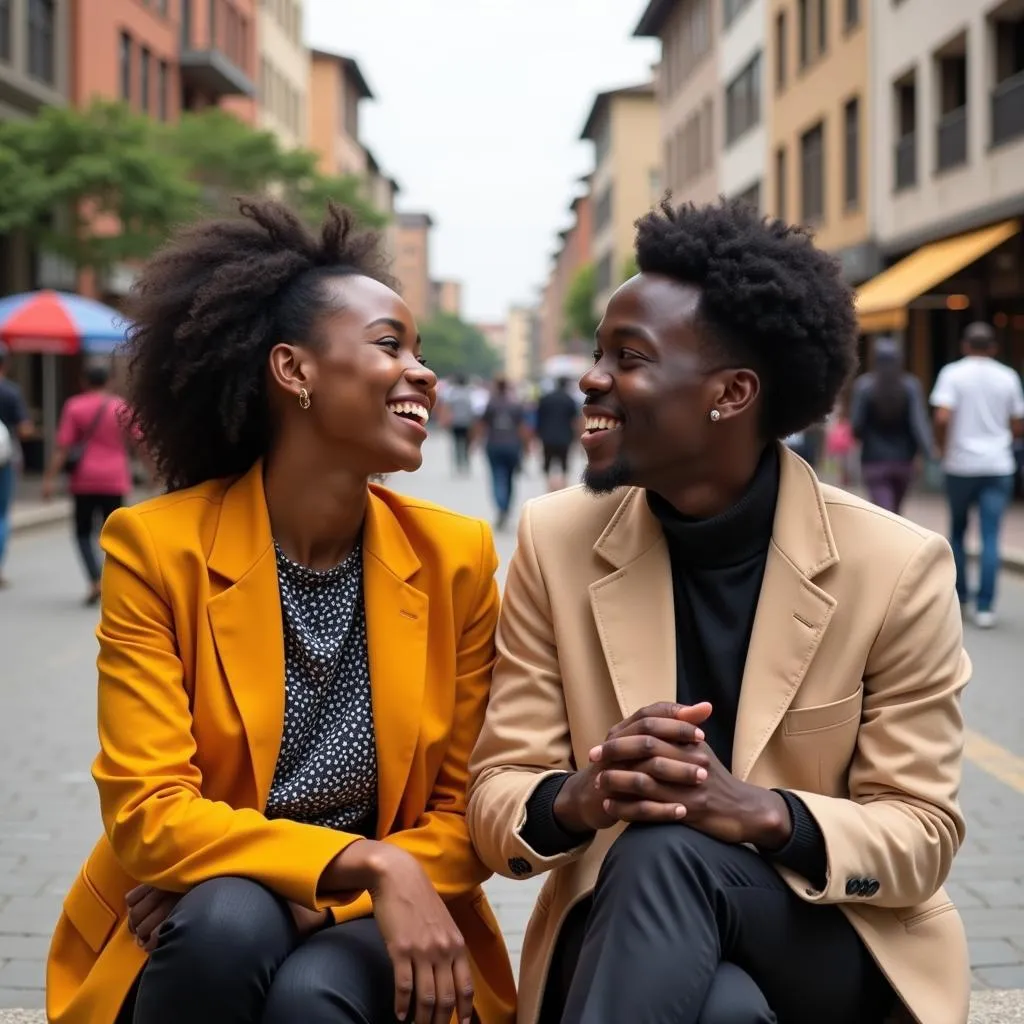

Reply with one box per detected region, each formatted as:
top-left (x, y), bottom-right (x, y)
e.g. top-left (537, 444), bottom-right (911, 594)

top-left (62, 866), bottom-right (119, 953)
top-left (783, 685), bottom-right (864, 736)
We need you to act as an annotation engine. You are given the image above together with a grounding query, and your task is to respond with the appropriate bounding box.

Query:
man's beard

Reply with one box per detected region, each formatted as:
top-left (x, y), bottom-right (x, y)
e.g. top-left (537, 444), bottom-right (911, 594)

top-left (583, 456), bottom-right (634, 494)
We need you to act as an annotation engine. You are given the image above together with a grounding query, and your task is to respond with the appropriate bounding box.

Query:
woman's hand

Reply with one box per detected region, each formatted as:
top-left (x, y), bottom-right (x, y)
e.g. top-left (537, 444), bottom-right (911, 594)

top-left (125, 884), bottom-right (329, 952)
top-left (326, 841), bottom-right (474, 1024)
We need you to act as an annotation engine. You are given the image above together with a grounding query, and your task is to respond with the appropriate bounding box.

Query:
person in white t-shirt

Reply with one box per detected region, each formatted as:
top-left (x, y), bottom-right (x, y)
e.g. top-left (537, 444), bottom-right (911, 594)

top-left (929, 322), bottom-right (1024, 627)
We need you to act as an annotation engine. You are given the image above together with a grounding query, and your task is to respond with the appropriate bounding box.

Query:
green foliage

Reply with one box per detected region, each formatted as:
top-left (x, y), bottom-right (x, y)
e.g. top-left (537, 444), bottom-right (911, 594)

top-left (563, 262), bottom-right (599, 342)
top-left (620, 254), bottom-right (639, 283)
top-left (0, 100), bottom-right (386, 274)
top-left (419, 313), bottom-right (500, 380)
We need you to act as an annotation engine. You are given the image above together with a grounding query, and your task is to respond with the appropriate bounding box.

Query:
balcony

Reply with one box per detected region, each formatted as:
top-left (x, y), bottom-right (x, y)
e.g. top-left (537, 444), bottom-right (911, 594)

top-left (179, 48), bottom-right (255, 99)
top-left (992, 70), bottom-right (1024, 148)
top-left (936, 107), bottom-right (968, 172)
top-left (894, 133), bottom-right (917, 190)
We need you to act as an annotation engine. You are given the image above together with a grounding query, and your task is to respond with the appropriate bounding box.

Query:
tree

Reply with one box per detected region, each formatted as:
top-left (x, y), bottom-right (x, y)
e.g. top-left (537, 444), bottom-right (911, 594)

top-left (419, 313), bottom-right (500, 380)
top-left (563, 262), bottom-right (599, 343)
top-left (0, 100), bottom-right (199, 272)
top-left (166, 108), bottom-right (386, 228)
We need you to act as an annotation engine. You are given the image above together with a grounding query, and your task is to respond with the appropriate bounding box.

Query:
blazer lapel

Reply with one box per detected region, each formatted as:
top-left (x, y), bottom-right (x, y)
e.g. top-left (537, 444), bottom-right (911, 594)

top-left (589, 488), bottom-right (677, 721)
top-left (363, 488), bottom-right (428, 837)
top-left (731, 448), bottom-right (839, 781)
top-left (206, 462), bottom-right (285, 808)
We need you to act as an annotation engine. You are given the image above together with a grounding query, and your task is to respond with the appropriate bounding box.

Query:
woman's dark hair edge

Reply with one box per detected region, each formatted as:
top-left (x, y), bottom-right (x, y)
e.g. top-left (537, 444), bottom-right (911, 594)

top-left (123, 197), bottom-right (394, 492)
top-left (633, 196), bottom-right (859, 439)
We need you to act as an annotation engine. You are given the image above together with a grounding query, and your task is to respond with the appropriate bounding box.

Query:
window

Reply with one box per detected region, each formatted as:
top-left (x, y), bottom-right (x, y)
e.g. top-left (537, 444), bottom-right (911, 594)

top-left (702, 96), bottom-right (714, 168)
top-left (775, 12), bottom-right (787, 90)
top-left (209, 0), bottom-right (217, 49)
top-left (692, 0), bottom-right (710, 58)
top-left (119, 31), bottom-right (132, 102)
top-left (725, 52), bottom-right (762, 145)
top-left (844, 0), bottom-right (860, 30)
top-left (844, 96), bottom-right (860, 208)
top-left (723, 0), bottom-right (752, 29)
top-left (594, 185), bottom-right (613, 233)
top-left (158, 60), bottom-right (169, 120)
top-left (27, 0), bottom-right (55, 84)
top-left (140, 48), bottom-right (151, 113)
top-left (800, 121), bottom-right (825, 223)
top-left (181, 0), bottom-right (191, 48)
top-left (775, 146), bottom-right (787, 221)
top-left (817, 0), bottom-right (828, 55)
top-left (894, 75), bottom-right (918, 189)
top-left (798, 0), bottom-right (810, 67)
top-left (0, 0), bottom-right (11, 62)
top-left (733, 181), bottom-right (761, 211)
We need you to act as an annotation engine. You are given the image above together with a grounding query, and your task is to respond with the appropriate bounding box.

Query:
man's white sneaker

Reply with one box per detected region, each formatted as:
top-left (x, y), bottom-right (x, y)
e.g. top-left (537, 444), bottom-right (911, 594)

top-left (974, 610), bottom-right (996, 629)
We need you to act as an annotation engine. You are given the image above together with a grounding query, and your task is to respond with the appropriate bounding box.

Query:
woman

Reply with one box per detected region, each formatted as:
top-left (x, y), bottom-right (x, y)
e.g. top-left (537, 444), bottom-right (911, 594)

top-left (46, 200), bottom-right (515, 1024)
top-left (41, 362), bottom-right (136, 604)
top-left (850, 335), bottom-right (934, 514)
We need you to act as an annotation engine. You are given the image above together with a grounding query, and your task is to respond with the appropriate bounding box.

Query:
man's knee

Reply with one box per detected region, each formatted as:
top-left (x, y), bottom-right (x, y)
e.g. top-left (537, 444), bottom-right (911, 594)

top-left (606, 823), bottom-right (731, 871)
top-left (154, 877), bottom-right (292, 970)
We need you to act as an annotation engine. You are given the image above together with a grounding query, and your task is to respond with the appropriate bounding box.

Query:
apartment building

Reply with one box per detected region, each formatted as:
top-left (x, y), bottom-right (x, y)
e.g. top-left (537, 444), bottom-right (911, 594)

top-left (580, 82), bottom-right (660, 313)
top-left (0, 0), bottom-right (71, 294)
top-left (720, 0), bottom-right (765, 207)
top-left (309, 48), bottom-right (371, 178)
top-left (432, 279), bottom-right (462, 318)
top-left (256, 0), bottom-right (307, 148)
top-left (538, 191), bottom-right (593, 363)
top-left (364, 147), bottom-right (400, 260)
top-left (767, 0), bottom-right (876, 284)
top-left (504, 304), bottom-right (539, 384)
top-left (635, 0), bottom-right (720, 207)
top-left (393, 212), bottom-right (434, 323)
top-left (856, 0), bottom-right (1024, 381)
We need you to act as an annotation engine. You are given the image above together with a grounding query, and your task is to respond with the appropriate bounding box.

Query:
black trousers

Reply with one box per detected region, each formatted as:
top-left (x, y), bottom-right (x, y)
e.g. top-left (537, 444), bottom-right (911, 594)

top-left (118, 877), bottom-right (401, 1024)
top-left (73, 493), bottom-right (122, 583)
top-left (451, 426), bottom-right (471, 472)
top-left (541, 824), bottom-right (896, 1024)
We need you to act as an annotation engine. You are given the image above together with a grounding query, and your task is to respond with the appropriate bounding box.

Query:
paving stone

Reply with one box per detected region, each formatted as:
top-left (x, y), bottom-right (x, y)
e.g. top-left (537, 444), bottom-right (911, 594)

top-left (0, 964), bottom-right (42, 992)
top-left (971, 939), bottom-right (1024, 968)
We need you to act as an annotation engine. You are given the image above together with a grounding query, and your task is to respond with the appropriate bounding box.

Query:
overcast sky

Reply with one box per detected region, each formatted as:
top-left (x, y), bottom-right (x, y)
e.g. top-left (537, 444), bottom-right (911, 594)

top-left (306, 1), bottom-right (659, 324)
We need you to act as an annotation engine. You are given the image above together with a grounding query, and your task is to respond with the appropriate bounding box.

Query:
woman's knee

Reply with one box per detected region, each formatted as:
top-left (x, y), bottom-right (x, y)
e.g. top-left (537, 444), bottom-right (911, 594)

top-left (153, 876), bottom-right (293, 969)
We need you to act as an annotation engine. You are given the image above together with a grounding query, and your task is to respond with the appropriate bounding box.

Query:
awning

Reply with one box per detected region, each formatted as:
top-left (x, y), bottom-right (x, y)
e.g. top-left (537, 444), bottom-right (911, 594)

top-left (855, 219), bottom-right (1021, 333)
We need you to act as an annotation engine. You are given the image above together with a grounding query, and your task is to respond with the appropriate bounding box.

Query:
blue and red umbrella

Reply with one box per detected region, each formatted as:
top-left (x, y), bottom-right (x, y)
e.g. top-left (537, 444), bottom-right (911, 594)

top-left (0, 290), bottom-right (130, 356)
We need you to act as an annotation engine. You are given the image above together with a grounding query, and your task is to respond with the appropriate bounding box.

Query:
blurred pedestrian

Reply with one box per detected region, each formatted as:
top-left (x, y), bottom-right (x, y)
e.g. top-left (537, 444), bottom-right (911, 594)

top-left (476, 376), bottom-right (529, 530)
top-left (440, 373), bottom-right (476, 474)
top-left (930, 321), bottom-right (1024, 628)
top-left (0, 342), bottom-right (33, 588)
top-left (535, 376), bottom-right (581, 491)
top-left (849, 336), bottom-right (934, 514)
top-left (41, 362), bottom-right (135, 605)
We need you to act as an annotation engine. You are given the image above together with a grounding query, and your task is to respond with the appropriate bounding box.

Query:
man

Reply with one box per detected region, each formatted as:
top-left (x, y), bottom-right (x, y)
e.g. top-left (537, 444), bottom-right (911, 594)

top-left (468, 201), bottom-right (970, 1024)
top-left (534, 377), bottom-right (581, 492)
top-left (476, 377), bottom-right (529, 531)
top-left (929, 321), bottom-right (1024, 629)
top-left (441, 373), bottom-right (476, 475)
top-left (0, 342), bottom-right (33, 588)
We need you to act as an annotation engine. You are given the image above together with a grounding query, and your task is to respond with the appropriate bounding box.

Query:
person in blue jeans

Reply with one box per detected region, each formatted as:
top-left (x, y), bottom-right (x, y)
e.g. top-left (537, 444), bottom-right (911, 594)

top-left (477, 377), bottom-right (529, 531)
top-left (930, 322), bottom-right (1024, 628)
top-left (0, 342), bottom-right (34, 588)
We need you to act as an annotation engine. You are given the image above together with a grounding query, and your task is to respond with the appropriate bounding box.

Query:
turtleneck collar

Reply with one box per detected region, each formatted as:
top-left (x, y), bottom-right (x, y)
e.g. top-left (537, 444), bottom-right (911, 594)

top-left (646, 445), bottom-right (780, 569)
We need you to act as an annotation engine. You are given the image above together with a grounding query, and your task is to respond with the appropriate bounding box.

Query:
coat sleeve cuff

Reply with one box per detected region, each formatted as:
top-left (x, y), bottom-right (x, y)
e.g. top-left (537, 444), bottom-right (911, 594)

top-left (520, 773), bottom-right (595, 857)
top-left (760, 789), bottom-right (829, 892)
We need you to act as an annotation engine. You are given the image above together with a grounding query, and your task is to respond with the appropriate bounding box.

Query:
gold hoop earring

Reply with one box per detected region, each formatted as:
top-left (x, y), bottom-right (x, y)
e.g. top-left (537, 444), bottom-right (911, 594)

top-left (298, 388), bottom-right (311, 410)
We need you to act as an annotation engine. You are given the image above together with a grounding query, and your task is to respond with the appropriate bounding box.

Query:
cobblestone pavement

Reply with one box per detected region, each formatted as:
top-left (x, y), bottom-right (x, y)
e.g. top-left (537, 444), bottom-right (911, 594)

top-left (2, 438), bottom-right (1024, 1010)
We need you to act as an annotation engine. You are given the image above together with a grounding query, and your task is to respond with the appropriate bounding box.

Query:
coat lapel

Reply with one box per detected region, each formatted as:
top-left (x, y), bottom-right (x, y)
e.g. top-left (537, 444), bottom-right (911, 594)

top-left (206, 463), bottom-right (285, 808)
top-left (589, 488), bottom-right (677, 720)
top-left (731, 448), bottom-right (839, 780)
top-left (363, 487), bottom-right (428, 837)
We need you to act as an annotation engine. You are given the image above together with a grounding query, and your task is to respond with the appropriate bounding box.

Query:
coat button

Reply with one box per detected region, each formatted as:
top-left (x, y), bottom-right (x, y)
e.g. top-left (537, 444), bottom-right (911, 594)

top-left (508, 856), bottom-right (533, 877)
top-left (866, 879), bottom-right (880, 896)
top-left (845, 877), bottom-right (862, 896)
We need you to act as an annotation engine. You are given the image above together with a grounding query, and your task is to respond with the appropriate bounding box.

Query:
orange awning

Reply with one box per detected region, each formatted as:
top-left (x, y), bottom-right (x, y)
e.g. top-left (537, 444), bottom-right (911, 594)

top-left (855, 220), bottom-right (1021, 334)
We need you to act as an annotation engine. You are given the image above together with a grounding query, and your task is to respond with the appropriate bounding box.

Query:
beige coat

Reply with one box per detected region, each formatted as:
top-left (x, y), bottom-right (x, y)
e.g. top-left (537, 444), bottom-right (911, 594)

top-left (468, 446), bottom-right (971, 1024)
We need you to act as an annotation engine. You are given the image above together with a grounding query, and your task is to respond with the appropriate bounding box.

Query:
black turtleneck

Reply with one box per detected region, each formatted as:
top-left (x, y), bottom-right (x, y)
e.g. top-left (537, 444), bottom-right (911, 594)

top-left (522, 445), bottom-right (828, 892)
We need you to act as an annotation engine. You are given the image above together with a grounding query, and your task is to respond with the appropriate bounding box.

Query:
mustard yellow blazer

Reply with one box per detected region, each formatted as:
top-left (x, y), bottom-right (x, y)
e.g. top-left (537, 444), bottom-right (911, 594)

top-left (46, 462), bottom-right (516, 1024)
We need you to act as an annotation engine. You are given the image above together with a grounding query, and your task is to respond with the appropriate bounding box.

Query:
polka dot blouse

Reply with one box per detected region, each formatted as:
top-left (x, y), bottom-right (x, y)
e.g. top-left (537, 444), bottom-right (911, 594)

top-left (264, 541), bottom-right (378, 834)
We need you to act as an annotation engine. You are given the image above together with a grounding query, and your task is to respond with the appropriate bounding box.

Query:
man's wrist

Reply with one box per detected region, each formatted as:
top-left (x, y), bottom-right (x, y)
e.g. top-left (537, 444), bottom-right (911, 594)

top-left (741, 786), bottom-right (792, 850)
top-left (552, 771), bottom-right (594, 835)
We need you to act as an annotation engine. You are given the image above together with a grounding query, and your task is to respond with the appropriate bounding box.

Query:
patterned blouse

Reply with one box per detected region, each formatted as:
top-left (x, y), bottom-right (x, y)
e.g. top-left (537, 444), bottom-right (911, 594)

top-left (263, 541), bottom-right (378, 833)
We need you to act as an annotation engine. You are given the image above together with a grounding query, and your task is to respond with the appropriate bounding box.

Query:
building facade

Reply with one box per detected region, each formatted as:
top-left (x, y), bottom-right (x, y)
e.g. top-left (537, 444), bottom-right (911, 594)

top-left (393, 212), bottom-right (434, 323)
top-left (256, 0), bottom-right (307, 148)
top-left (308, 48), bottom-right (371, 178)
top-left (635, 0), bottom-right (721, 207)
top-left (859, 0), bottom-right (1024, 383)
top-left (504, 304), bottom-right (539, 384)
top-left (720, 0), bottom-right (765, 206)
top-left (581, 82), bottom-right (661, 313)
top-left (538, 191), bottom-right (593, 365)
top-left (767, 0), bottom-right (876, 284)
top-left (431, 279), bottom-right (462, 318)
